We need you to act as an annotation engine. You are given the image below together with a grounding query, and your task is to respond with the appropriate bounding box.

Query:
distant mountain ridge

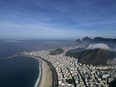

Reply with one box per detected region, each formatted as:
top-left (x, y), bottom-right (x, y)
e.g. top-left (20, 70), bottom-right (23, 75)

top-left (82, 36), bottom-right (92, 42)
top-left (81, 36), bottom-right (116, 43)
top-left (93, 37), bottom-right (116, 43)
top-left (74, 37), bottom-right (116, 66)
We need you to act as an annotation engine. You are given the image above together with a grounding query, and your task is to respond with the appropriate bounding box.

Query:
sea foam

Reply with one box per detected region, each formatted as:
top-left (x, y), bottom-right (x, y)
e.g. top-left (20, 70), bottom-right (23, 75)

top-left (34, 59), bottom-right (42, 87)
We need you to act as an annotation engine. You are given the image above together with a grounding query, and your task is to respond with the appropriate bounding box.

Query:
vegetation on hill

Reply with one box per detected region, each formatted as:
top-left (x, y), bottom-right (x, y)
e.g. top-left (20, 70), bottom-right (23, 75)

top-left (66, 48), bottom-right (116, 66)
top-left (50, 48), bottom-right (64, 55)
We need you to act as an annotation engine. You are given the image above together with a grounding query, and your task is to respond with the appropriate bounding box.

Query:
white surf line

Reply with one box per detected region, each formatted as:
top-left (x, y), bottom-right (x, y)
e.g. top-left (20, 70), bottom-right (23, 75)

top-left (34, 59), bottom-right (42, 87)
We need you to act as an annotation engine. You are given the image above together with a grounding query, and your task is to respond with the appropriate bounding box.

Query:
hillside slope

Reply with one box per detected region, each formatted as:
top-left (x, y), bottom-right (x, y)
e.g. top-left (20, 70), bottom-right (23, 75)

top-left (66, 49), bottom-right (116, 66)
top-left (50, 48), bottom-right (64, 55)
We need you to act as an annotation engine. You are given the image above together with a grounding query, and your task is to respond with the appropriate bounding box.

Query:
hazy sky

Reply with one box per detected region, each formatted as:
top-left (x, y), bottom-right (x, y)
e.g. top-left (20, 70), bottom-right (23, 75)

top-left (0, 0), bottom-right (116, 39)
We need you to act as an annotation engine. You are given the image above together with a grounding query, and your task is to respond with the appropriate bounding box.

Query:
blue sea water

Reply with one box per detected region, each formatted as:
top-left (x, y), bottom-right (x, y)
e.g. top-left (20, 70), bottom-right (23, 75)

top-left (0, 56), bottom-right (39, 87)
top-left (0, 40), bottom-right (75, 87)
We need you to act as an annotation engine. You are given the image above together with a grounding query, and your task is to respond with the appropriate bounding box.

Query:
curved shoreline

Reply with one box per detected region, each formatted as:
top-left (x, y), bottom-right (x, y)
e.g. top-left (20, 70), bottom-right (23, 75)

top-left (33, 57), bottom-right (52, 87)
top-left (34, 59), bottom-right (42, 87)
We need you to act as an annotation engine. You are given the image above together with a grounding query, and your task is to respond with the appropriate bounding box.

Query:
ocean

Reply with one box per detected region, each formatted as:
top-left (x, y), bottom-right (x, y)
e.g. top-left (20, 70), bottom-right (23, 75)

top-left (0, 40), bottom-right (75, 87)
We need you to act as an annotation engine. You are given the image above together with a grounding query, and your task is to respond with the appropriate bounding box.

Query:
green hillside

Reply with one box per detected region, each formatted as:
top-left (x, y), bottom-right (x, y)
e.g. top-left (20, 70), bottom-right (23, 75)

top-left (66, 49), bottom-right (116, 66)
top-left (50, 48), bottom-right (64, 55)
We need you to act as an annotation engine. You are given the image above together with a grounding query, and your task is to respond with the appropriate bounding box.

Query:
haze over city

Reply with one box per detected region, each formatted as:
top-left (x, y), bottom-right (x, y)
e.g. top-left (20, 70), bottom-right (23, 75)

top-left (0, 0), bottom-right (116, 39)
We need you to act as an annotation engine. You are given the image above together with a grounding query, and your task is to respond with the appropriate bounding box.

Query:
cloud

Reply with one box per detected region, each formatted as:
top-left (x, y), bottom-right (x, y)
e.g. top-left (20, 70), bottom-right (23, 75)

top-left (86, 43), bottom-right (112, 50)
top-left (0, 0), bottom-right (116, 39)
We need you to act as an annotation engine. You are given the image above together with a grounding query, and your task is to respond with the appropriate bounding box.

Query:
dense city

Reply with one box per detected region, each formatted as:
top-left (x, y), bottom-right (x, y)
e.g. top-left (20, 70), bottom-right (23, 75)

top-left (19, 45), bottom-right (116, 87)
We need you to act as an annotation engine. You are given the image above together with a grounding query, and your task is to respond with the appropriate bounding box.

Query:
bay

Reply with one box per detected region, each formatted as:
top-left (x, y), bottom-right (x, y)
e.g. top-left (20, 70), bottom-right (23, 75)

top-left (0, 40), bottom-right (75, 87)
top-left (0, 56), bottom-right (39, 87)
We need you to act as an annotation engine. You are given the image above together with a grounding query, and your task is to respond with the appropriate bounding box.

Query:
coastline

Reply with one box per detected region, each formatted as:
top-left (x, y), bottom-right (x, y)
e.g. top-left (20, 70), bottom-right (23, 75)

top-left (34, 59), bottom-right (42, 87)
top-left (33, 57), bottom-right (52, 87)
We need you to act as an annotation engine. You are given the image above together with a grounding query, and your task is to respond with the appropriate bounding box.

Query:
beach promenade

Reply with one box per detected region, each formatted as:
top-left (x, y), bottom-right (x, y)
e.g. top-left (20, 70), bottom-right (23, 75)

top-left (33, 57), bottom-right (52, 87)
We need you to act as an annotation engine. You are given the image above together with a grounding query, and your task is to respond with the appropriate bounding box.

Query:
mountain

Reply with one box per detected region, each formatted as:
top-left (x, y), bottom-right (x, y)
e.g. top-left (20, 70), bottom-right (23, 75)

top-left (82, 36), bottom-right (92, 42)
top-left (50, 48), bottom-right (64, 55)
top-left (76, 39), bottom-right (81, 42)
top-left (82, 36), bottom-right (116, 43)
top-left (81, 36), bottom-right (116, 48)
top-left (93, 37), bottom-right (116, 43)
top-left (65, 48), bottom-right (116, 66)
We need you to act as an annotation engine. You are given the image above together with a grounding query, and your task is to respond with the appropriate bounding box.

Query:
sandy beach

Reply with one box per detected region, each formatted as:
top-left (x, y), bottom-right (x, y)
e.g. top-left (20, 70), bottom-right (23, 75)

top-left (33, 57), bottom-right (52, 87)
